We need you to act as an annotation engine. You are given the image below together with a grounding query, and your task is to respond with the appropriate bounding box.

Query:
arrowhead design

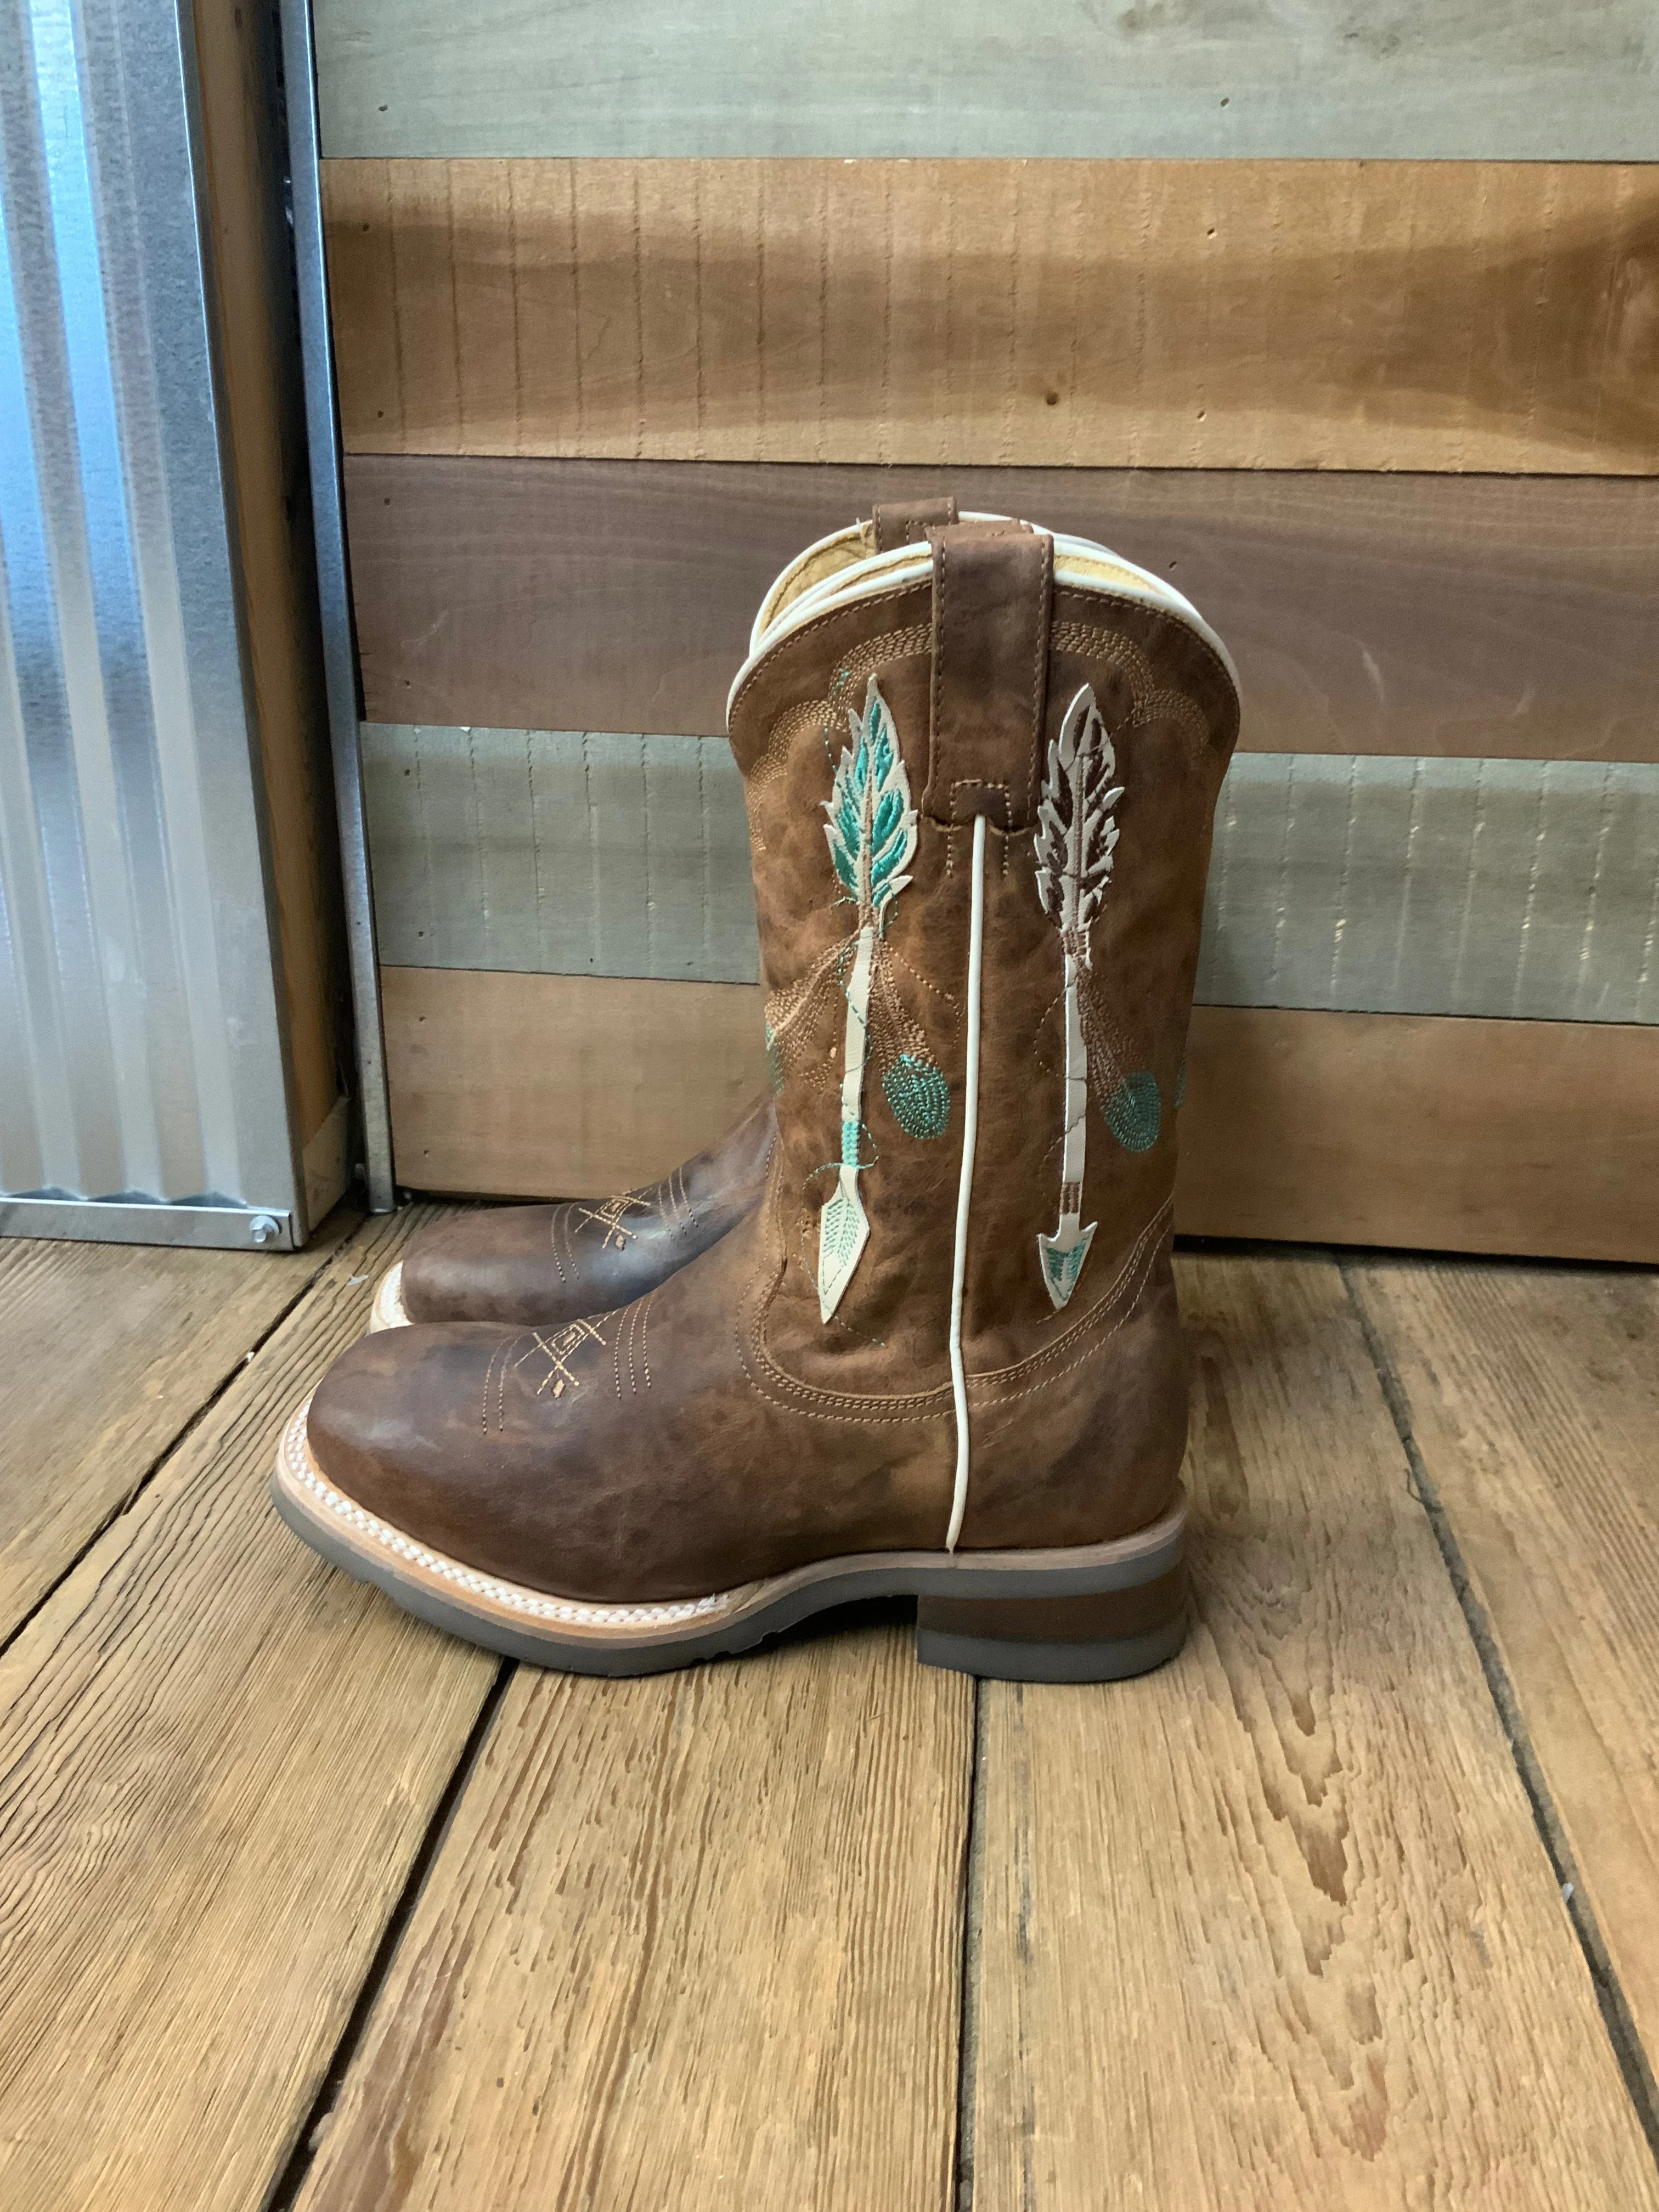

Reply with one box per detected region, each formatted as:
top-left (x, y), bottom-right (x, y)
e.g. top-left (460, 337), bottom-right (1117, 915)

top-left (817, 1175), bottom-right (871, 1322)
top-left (1036, 1219), bottom-right (1097, 1311)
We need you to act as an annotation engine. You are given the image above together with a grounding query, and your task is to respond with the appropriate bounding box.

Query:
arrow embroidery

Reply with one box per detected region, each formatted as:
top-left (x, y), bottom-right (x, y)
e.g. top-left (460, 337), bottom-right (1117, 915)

top-left (1033, 686), bottom-right (1123, 1309)
top-left (815, 676), bottom-right (919, 1321)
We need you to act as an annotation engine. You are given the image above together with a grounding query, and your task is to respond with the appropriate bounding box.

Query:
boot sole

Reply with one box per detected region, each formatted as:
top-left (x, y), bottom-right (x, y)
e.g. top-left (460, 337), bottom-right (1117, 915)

top-left (270, 1402), bottom-right (1189, 1683)
top-left (366, 1262), bottom-right (409, 1333)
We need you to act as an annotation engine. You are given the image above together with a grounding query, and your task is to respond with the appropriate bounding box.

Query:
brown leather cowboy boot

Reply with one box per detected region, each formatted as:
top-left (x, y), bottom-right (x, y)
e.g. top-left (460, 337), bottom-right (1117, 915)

top-left (274, 515), bottom-right (1239, 1681)
top-left (368, 496), bottom-right (970, 1334)
top-left (370, 1097), bottom-right (776, 1330)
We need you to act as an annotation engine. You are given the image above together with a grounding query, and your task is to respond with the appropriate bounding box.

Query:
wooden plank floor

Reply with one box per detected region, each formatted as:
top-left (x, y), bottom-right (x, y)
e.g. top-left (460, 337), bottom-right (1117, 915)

top-left (0, 1223), bottom-right (350, 1643)
top-left (0, 1217), bottom-right (1655, 2208)
top-left (1349, 1256), bottom-right (1659, 2095)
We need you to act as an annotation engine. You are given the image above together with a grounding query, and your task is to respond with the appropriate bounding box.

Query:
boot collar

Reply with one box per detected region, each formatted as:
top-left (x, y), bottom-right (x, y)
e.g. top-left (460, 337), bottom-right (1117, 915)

top-left (733, 515), bottom-right (1238, 721)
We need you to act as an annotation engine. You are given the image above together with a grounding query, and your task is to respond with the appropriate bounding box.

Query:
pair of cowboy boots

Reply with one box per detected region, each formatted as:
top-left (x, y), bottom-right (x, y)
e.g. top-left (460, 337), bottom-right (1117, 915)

top-left (273, 504), bottom-right (1239, 1681)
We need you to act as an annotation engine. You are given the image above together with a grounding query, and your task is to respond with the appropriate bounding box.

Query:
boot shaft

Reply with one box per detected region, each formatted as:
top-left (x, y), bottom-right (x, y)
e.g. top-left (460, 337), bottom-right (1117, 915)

top-left (729, 517), bottom-right (1239, 1406)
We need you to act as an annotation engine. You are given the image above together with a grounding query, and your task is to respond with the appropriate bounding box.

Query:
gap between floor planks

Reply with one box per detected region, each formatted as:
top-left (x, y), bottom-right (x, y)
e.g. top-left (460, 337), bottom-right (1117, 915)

top-left (0, 1215), bottom-right (356, 1650)
top-left (1348, 1252), bottom-right (1659, 2132)
top-left (283, 1246), bottom-right (1659, 2211)
top-left (0, 1209), bottom-right (497, 2211)
top-left (5, 1228), bottom-right (1657, 2209)
top-left (963, 1250), bottom-right (1659, 2210)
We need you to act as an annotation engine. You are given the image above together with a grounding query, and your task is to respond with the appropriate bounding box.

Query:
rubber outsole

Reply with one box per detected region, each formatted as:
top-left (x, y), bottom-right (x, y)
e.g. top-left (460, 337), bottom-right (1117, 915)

top-left (270, 1402), bottom-right (1190, 1683)
top-left (915, 1612), bottom-right (1188, 1683)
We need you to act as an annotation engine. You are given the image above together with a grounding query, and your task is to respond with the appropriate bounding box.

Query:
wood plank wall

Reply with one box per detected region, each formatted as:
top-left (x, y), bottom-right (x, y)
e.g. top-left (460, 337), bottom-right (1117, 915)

top-left (313, 1), bottom-right (1659, 161)
top-left (321, 159), bottom-right (1659, 474)
top-left (313, 5), bottom-right (1659, 1257)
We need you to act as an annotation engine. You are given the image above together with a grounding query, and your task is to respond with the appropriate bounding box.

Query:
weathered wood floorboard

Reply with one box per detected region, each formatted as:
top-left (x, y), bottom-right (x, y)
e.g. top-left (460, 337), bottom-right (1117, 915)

top-left (324, 157), bottom-right (1659, 477)
top-left (969, 1251), bottom-right (1659, 2210)
top-left (0, 1210), bottom-right (496, 2212)
top-left (1350, 1255), bottom-right (1659, 2083)
top-left (291, 1622), bottom-right (973, 2211)
top-left (345, 458), bottom-right (1659, 764)
top-left (6, 1227), bottom-right (1657, 2206)
top-left (0, 1221), bottom-right (349, 1646)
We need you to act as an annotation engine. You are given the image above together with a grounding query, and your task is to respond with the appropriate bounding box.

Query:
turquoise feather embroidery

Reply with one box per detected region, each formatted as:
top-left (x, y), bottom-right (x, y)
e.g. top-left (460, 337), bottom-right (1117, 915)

top-left (815, 678), bottom-right (920, 1321)
top-left (882, 1052), bottom-right (951, 1141)
top-left (761, 676), bottom-right (952, 1322)
top-left (1105, 1071), bottom-right (1161, 1153)
top-left (823, 679), bottom-right (914, 922)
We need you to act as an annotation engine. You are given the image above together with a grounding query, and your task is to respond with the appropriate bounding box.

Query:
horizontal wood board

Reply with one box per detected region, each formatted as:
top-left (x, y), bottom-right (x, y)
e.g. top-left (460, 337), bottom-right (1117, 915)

top-left (381, 971), bottom-right (1659, 1261)
top-left (1352, 1254), bottom-right (1659, 2076)
top-left (1198, 753), bottom-right (1659, 1024)
top-left (0, 1210), bottom-right (498, 2210)
top-left (970, 1249), bottom-right (1659, 2210)
top-left (345, 458), bottom-right (1659, 763)
top-left (363, 726), bottom-right (1659, 1026)
top-left (292, 1626), bottom-right (971, 2211)
top-left (381, 965), bottom-right (770, 1199)
top-left (314, 0), bottom-right (1659, 161)
top-left (1178, 1005), bottom-right (1659, 1260)
top-left (324, 157), bottom-right (1659, 476)
top-left (362, 726), bottom-right (757, 983)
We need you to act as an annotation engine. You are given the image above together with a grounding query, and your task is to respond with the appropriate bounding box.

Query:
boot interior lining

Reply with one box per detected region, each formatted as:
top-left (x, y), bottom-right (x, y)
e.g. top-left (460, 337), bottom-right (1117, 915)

top-left (752, 523), bottom-right (877, 641)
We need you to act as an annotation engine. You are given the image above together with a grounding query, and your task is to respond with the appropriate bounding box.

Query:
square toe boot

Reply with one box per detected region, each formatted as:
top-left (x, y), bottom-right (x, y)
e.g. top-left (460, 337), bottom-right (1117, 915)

top-left (369, 498), bottom-right (974, 1336)
top-left (274, 517), bottom-right (1240, 1681)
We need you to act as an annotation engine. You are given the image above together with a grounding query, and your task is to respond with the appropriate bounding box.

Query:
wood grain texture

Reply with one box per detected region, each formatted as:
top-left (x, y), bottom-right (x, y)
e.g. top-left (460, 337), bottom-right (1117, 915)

top-left (292, 1623), bottom-right (972, 2211)
top-left (364, 727), bottom-right (1659, 1027)
top-left (0, 1219), bottom-right (347, 1645)
top-left (1350, 1256), bottom-right (1659, 2078)
top-left (195, 0), bottom-right (346, 1166)
top-left (344, 457), bottom-right (1659, 763)
top-left (0, 1209), bottom-right (496, 2211)
top-left (361, 724), bottom-right (758, 983)
top-left (381, 966), bottom-right (769, 1195)
top-left (380, 972), bottom-right (1659, 1262)
top-left (324, 157), bottom-right (1659, 476)
top-left (970, 1249), bottom-right (1659, 2210)
top-left (314, 0), bottom-right (1659, 161)
top-left (1178, 1007), bottom-right (1659, 1261)
top-left (1198, 754), bottom-right (1659, 1025)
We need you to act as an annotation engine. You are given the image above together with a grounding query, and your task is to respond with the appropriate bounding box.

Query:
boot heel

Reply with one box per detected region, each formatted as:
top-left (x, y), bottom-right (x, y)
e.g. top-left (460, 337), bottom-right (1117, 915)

top-left (915, 1565), bottom-right (1189, 1683)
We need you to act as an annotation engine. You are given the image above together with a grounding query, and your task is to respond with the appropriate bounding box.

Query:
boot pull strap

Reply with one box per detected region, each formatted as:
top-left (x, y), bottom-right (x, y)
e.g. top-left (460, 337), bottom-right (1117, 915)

top-left (924, 523), bottom-right (1053, 831)
top-left (870, 495), bottom-right (958, 551)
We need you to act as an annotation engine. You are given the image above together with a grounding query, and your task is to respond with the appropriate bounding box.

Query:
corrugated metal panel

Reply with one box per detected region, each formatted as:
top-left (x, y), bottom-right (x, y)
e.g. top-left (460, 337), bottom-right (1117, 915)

top-left (0, 0), bottom-right (304, 1248)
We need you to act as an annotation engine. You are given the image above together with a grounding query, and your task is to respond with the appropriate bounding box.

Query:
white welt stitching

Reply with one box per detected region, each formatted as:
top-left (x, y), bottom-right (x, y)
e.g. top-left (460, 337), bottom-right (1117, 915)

top-left (282, 1408), bottom-right (732, 1629)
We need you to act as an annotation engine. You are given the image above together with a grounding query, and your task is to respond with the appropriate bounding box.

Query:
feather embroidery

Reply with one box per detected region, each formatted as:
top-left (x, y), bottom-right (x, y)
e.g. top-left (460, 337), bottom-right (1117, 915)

top-left (1033, 685), bottom-right (1122, 1308)
top-left (816, 677), bottom-right (919, 1321)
